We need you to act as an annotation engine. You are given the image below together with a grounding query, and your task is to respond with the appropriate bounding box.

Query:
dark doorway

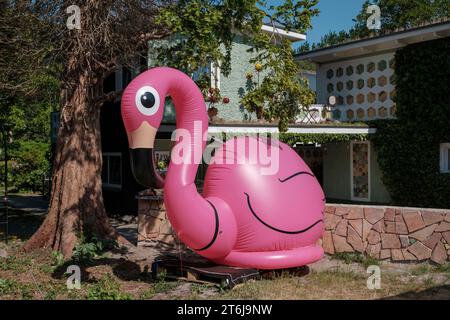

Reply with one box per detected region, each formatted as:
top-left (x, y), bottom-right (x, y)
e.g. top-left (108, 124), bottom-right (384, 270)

top-left (295, 144), bottom-right (323, 186)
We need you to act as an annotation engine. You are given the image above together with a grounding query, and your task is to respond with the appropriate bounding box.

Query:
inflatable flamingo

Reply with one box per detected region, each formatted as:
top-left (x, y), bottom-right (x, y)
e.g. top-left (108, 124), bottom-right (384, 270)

top-left (121, 67), bottom-right (325, 269)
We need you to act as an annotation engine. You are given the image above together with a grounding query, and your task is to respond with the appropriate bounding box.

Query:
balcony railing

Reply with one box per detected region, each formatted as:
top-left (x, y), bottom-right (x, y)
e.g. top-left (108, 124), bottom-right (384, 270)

top-left (296, 104), bottom-right (331, 124)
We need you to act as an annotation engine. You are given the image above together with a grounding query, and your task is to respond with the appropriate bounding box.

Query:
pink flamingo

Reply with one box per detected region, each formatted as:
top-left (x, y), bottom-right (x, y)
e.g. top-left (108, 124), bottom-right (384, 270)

top-left (121, 67), bottom-right (324, 269)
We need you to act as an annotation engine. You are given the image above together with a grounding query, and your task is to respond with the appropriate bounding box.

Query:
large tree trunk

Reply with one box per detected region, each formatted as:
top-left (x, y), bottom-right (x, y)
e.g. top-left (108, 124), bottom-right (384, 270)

top-left (24, 72), bottom-right (128, 257)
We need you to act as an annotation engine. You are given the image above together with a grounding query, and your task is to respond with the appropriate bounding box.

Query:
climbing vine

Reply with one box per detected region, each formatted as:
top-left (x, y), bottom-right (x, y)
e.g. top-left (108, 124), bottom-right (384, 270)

top-left (371, 37), bottom-right (450, 208)
top-left (279, 133), bottom-right (368, 146)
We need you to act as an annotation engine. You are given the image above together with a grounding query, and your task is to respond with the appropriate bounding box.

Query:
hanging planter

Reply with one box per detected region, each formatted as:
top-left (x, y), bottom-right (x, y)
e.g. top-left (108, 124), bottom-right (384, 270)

top-left (207, 106), bottom-right (218, 119)
top-left (206, 88), bottom-right (222, 121)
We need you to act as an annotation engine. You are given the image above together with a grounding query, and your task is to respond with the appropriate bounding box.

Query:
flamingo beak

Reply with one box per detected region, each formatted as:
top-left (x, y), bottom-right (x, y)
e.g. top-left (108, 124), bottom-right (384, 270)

top-left (128, 122), bottom-right (164, 189)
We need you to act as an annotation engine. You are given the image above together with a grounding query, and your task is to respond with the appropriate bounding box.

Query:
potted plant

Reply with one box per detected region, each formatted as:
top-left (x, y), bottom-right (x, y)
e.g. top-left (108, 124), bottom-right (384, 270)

top-left (207, 87), bottom-right (220, 119)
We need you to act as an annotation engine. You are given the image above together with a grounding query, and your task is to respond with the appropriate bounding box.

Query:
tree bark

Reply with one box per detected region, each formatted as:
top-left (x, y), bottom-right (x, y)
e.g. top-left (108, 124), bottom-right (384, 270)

top-left (24, 71), bottom-right (128, 257)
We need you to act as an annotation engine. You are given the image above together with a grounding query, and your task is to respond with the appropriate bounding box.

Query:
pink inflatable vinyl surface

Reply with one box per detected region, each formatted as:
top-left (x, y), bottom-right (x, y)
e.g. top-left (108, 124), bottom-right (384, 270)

top-left (121, 67), bottom-right (325, 269)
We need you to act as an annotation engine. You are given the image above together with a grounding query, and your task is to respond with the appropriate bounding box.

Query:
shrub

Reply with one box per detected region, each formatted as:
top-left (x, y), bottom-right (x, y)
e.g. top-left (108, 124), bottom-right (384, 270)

top-left (87, 274), bottom-right (131, 300)
top-left (9, 140), bottom-right (50, 192)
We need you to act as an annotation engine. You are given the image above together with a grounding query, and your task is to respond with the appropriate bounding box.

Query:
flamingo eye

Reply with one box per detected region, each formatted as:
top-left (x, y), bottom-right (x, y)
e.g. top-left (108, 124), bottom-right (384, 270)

top-left (135, 86), bottom-right (160, 116)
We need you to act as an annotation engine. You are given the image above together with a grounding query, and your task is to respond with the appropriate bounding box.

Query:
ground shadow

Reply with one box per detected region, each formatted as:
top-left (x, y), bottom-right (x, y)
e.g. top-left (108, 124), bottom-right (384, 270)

top-left (51, 256), bottom-right (152, 283)
top-left (0, 208), bottom-right (45, 241)
top-left (380, 285), bottom-right (450, 300)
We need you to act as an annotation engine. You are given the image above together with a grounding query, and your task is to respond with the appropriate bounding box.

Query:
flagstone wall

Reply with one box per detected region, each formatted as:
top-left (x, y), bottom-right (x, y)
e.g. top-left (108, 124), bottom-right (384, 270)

top-left (137, 193), bottom-right (178, 246)
top-left (137, 194), bottom-right (450, 264)
top-left (323, 204), bottom-right (450, 264)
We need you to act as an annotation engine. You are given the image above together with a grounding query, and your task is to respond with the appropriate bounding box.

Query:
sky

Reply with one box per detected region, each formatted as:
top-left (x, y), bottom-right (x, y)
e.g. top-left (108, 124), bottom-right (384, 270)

top-left (267, 0), bottom-right (367, 48)
top-left (305, 0), bottom-right (367, 44)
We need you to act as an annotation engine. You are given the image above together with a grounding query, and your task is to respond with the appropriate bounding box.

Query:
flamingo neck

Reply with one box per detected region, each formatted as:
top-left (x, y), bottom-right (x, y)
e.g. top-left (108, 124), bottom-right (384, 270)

top-left (165, 71), bottom-right (208, 188)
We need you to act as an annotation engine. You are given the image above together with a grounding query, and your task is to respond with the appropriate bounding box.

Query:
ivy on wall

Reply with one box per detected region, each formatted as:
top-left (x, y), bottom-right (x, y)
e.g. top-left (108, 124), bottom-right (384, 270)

top-left (279, 133), bottom-right (368, 146)
top-left (371, 37), bottom-right (450, 208)
top-left (215, 132), bottom-right (368, 145)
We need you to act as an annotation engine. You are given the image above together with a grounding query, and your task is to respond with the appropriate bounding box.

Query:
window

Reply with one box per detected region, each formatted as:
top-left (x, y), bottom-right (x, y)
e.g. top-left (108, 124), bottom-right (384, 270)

top-left (350, 141), bottom-right (371, 201)
top-left (102, 153), bottom-right (122, 190)
top-left (440, 143), bottom-right (450, 173)
top-left (115, 67), bottom-right (132, 92)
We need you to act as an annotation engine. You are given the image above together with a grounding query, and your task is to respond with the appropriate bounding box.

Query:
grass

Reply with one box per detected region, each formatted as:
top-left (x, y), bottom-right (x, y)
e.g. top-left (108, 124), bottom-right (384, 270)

top-left (217, 270), bottom-right (370, 300)
top-left (0, 254), bottom-right (33, 274)
top-left (0, 279), bottom-right (18, 295)
top-left (412, 263), bottom-right (450, 276)
top-left (139, 270), bottom-right (180, 299)
top-left (86, 273), bottom-right (132, 300)
top-left (333, 252), bottom-right (380, 269)
top-left (0, 240), bottom-right (448, 300)
top-left (0, 278), bottom-right (35, 299)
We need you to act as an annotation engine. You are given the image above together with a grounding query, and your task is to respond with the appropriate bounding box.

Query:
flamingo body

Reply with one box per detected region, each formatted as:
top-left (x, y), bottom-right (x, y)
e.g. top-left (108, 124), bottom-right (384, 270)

top-left (121, 67), bottom-right (325, 270)
top-left (202, 137), bottom-right (325, 268)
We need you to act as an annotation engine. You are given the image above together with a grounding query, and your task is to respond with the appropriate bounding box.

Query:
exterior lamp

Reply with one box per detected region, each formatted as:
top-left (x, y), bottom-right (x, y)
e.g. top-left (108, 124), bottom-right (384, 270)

top-left (322, 95), bottom-right (336, 121)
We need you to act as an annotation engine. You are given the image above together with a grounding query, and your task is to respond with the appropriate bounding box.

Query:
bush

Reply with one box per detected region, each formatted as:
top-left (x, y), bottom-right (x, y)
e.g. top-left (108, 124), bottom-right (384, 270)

top-left (87, 274), bottom-right (132, 300)
top-left (72, 235), bottom-right (118, 262)
top-left (9, 140), bottom-right (50, 192)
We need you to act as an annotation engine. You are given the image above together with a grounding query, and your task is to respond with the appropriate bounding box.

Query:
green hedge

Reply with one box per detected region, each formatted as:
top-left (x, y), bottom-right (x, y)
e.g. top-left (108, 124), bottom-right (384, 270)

top-left (371, 37), bottom-right (450, 208)
top-left (279, 132), bottom-right (368, 146)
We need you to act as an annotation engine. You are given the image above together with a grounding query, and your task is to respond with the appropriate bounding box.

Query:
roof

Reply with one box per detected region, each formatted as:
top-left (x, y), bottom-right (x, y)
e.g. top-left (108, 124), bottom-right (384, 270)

top-left (160, 123), bottom-right (376, 135)
top-left (296, 19), bottom-right (450, 63)
top-left (261, 24), bottom-right (306, 42)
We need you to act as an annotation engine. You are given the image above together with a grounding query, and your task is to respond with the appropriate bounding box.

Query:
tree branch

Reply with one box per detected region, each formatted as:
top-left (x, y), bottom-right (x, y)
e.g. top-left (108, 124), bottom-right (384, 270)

top-left (95, 90), bottom-right (123, 107)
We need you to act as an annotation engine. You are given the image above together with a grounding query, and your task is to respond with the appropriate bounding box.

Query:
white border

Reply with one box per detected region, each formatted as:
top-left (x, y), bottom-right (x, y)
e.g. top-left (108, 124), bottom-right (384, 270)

top-left (440, 143), bottom-right (450, 173)
top-left (350, 141), bottom-right (371, 202)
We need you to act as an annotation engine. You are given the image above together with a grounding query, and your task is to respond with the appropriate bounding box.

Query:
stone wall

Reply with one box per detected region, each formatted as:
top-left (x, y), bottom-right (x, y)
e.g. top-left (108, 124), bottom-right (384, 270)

top-left (137, 194), bottom-right (178, 246)
top-left (323, 204), bottom-right (450, 264)
top-left (137, 195), bottom-right (450, 264)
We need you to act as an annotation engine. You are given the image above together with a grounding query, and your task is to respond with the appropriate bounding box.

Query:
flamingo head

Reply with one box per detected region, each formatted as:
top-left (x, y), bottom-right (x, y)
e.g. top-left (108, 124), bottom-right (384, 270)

top-left (121, 68), bottom-right (168, 189)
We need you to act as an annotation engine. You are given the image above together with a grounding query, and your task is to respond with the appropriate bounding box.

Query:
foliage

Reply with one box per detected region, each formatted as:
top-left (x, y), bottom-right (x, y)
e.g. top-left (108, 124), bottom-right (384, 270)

top-left (279, 132), bottom-right (369, 146)
top-left (51, 251), bottom-right (65, 267)
top-left (242, 40), bottom-right (316, 132)
top-left (371, 38), bottom-right (450, 208)
top-left (306, 0), bottom-right (449, 49)
top-left (0, 20), bottom-right (57, 192)
top-left (351, 0), bottom-right (450, 38)
top-left (9, 140), bottom-right (50, 192)
top-left (333, 252), bottom-right (379, 269)
top-left (87, 273), bottom-right (132, 300)
top-left (0, 278), bottom-right (33, 299)
top-left (156, 0), bottom-right (320, 132)
top-left (140, 269), bottom-right (178, 299)
top-left (315, 30), bottom-right (351, 49)
top-left (72, 235), bottom-right (117, 262)
top-left (0, 254), bottom-right (32, 274)
top-left (156, 1), bottom-right (265, 76)
top-left (0, 279), bottom-right (18, 295)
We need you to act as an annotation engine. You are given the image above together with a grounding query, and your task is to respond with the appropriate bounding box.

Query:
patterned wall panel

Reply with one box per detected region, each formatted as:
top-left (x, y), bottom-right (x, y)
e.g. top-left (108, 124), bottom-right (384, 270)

top-left (319, 52), bottom-right (396, 121)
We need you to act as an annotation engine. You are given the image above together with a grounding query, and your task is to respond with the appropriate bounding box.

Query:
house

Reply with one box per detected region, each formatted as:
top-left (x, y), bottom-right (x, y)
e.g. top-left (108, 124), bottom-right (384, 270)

top-left (100, 19), bottom-right (450, 215)
top-left (101, 24), bottom-right (321, 214)
top-left (295, 19), bottom-right (450, 205)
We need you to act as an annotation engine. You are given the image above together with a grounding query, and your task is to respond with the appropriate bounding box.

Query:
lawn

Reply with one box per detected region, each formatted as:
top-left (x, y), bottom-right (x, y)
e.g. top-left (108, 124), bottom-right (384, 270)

top-left (1, 239), bottom-right (449, 300)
